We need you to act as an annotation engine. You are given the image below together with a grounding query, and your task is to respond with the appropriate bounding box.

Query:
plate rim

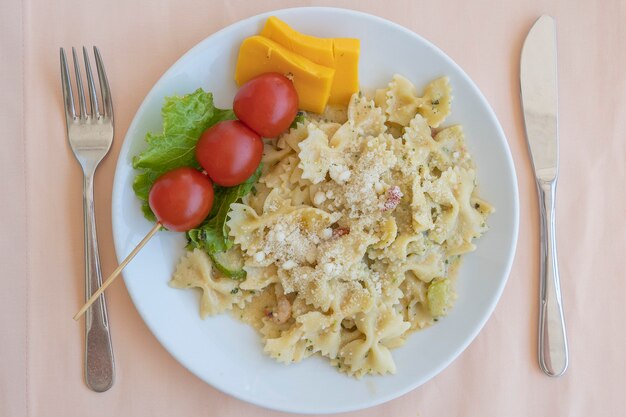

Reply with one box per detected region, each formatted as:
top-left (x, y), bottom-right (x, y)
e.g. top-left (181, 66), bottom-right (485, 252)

top-left (111, 6), bottom-right (520, 414)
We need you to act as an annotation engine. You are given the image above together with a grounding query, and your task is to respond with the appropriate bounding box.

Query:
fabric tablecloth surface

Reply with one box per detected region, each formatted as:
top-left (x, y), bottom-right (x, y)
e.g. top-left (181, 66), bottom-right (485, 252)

top-left (2, 0), bottom-right (625, 416)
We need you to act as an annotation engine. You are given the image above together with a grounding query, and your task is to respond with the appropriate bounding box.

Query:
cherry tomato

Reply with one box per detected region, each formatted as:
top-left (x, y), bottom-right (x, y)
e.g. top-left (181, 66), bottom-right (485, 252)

top-left (233, 73), bottom-right (298, 138)
top-left (148, 167), bottom-right (214, 232)
top-left (195, 120), bottom-right (263, 186)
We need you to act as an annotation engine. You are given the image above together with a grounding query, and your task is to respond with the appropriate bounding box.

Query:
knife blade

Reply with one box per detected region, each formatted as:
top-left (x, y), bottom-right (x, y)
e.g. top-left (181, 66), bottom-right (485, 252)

top-left (521, 15), bottom-right (559, 182)
top-left (520, 15), bottom-right (569, 377)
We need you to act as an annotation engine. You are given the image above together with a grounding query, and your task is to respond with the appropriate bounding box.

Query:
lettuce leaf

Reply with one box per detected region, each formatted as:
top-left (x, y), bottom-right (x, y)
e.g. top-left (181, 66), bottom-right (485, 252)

top-left (186, 166), bottom-right (261, 255)
top-left (132, 89), bottom-right (235, 218)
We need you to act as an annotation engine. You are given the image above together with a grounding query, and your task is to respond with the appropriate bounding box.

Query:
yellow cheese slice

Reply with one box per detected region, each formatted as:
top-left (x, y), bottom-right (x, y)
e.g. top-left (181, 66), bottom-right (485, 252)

top-left (261, 16), bottom-right (360, 105)
top-left (234, 35), bottom-right (335, 114)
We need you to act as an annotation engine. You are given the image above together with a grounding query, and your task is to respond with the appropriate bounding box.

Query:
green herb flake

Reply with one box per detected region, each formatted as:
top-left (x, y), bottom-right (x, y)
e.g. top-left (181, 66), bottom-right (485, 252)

top-left (289, 111), bottom-right (306, 129)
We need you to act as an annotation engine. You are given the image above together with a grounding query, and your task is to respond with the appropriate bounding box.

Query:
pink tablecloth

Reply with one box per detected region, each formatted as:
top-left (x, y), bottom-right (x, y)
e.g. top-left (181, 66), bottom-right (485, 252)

top-left (2, 1), bottom-right (625, 416)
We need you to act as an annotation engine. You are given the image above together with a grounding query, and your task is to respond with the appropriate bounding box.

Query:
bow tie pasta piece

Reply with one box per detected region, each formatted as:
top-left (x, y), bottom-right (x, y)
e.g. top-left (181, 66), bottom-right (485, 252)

top-left (400, 252), bottom-right (447, 284)
top-left (264, 280), bottom-right (373, 365)
top-left (400, 274), bottom-right (435, 330)
top-left (327, 93), bottom-right (386, 151)
top-left (278, 121), bottom-right (309, 153)
top-left (263, 324), bottom-right (315, 364)
top-left (279, 266), bottom-right (330, 309)
top-left (328, 118), bottom-right (359, 151)
top-left (263, 300), bottom-right (342, 363)
top-left (229, 197), bottom-right (341, 272)
top-left (369, 232), bottom-right (423, 262)
top-left (243, 180), bottom-right (271, 216)
top-left (422, 168), bottom-right (462, 244)
top-left (417, 77), bottom-right (452, 128)
top-left (402, 113), bottom-right (437, 149)
top-left (297, 123), bottom-right (335, 184)
top-left (262, 140), bottom-right (293, 166)
top-left (347, 93), bottom-right (387, 137)
top-left (382, 74), bottom-right (421, 126)
top-left (370, 217), bottom-right (398, 250)
top-left (240, 264), bottom-right (279, 290)
top-left (337, 303), bottom-right (410, 377)
top-left (381, 74), bottom-right (452, 128)
top-left (330, 278), bottom-right (375, 317)
top-left (445, 167), bottom-right (494, 257)
top-left (227, 203), bottom-right (282, 253)
top-left (298, 311), bottom-right (343, 358)
top-left (170, 249), bottom-right (250, 317)
top-left (429, 125), bottom-right (468, 173)
top-left (261, 155), bottom-right (302, 193)
top-left (317, 231), bottom-right (376, 276)
top-left (411, 176), bottom-right (435, 233)
top-left (261, 154), bottom-right (317, 208)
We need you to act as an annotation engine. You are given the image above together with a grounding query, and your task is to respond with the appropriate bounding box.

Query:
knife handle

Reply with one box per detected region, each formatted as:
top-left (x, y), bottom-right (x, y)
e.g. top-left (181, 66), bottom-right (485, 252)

top-left (537, 179), bottom-right (569, 377)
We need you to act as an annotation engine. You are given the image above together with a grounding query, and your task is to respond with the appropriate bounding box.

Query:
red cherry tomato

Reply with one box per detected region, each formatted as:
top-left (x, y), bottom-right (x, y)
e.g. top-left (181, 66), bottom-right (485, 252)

top-left (195, 120), bottom-right (263, 186)
top-left (148, 167), bottom-right (214, 232)
top-left (233, 73), bottom-right (298, 138)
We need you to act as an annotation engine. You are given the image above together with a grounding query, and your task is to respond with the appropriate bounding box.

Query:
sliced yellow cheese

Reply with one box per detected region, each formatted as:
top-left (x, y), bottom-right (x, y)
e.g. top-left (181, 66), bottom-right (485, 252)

top-left (261, 16), bottom-right (360, 105)
top-left (234, 36), bottom-right (335, 114)
top-left (261, 16), bottom-right (335, 67)
top-left (331, 38), bottom-right (360, 105)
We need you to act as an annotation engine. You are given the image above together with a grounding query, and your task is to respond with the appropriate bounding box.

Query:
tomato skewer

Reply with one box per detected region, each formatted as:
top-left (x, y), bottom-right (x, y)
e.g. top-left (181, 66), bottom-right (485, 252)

top-left (74, 167), bottom-right (214, 320)
top-left (75, 74), bottom-right (299, 320)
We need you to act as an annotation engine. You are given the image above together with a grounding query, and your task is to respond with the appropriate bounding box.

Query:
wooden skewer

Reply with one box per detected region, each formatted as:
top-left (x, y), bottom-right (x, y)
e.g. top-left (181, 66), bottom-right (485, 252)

top-left (73, 222), bottom-right (161, 321)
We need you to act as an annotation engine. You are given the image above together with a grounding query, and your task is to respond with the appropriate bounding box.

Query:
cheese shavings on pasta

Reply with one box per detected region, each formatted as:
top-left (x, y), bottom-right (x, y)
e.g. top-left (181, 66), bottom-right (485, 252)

top-left (171, 75), bottom-right (492, 377)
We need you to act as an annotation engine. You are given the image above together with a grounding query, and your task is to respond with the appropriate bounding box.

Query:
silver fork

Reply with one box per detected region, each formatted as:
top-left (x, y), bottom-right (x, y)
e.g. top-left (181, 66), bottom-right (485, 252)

top-left (61, 46), bottom-right (115, 392)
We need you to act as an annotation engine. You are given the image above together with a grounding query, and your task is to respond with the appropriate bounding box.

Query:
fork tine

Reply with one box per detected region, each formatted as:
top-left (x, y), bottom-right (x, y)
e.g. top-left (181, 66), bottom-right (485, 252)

top-left (82, 46), bottom-right (100, 118)
top-left (71, 47), bottom-right (88, 118)
top-left (60, 48), bottom-right (76, 120)
top-left (93, 47), bottom-right (113, 120)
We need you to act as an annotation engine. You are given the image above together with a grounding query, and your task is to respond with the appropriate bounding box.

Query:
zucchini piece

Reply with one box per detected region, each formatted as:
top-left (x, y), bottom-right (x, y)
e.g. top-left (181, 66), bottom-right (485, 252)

top-left (426, 278), bottom-right (452, 317)
top-left (208, 247), bottom-right (246, 280)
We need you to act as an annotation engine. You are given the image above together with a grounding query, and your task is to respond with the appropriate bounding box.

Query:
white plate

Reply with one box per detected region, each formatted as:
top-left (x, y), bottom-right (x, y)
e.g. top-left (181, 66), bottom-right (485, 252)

top-left (112, 7), bottom-right (519, 414)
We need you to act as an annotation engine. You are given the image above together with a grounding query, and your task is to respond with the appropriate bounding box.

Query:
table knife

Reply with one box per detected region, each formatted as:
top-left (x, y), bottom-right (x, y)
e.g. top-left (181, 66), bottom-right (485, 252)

top-left (520, 15), bottom-right (569, 377)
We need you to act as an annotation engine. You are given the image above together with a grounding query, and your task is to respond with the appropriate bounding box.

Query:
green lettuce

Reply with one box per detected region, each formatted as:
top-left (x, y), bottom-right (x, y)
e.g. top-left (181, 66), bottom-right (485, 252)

top-left (132, 88), bottom-right (236, 219)
top-left (186, 167), bottom-right (261, 254)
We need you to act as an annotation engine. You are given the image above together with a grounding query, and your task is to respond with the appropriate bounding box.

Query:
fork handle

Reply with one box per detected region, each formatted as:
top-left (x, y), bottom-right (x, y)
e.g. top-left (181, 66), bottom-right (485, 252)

top-left (82, 173), bottom-right (115, 392)
top-left (537, 179), bottom-right (568, 377)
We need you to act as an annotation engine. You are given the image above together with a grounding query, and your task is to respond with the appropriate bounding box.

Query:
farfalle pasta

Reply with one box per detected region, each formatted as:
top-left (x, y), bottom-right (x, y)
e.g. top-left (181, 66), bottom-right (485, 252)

top-left (170, 75), bottom-right (492, 377)
top-left (170, 249), bottom-right (251, 317)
